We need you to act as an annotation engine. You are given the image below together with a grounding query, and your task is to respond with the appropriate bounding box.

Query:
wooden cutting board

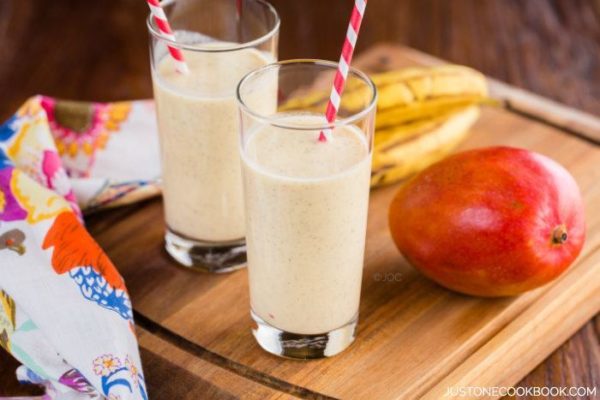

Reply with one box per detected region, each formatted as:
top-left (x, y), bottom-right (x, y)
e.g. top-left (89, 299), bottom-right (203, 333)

top-left (86, 44), bottom-right (600, 400)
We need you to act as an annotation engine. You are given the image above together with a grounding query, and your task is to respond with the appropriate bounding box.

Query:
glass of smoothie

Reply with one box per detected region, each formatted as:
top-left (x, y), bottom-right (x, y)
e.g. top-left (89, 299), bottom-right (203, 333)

top-left (236, 60), bottom-right (377, 359)
top-left (148, 0), bottom-right (279, 272)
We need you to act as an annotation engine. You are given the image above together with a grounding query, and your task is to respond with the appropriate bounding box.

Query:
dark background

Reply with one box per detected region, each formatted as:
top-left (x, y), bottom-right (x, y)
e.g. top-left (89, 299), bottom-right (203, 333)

top-left (1, 0), bottom-right (599, 119)
top-left (0, 0), bottom-right (598, 398)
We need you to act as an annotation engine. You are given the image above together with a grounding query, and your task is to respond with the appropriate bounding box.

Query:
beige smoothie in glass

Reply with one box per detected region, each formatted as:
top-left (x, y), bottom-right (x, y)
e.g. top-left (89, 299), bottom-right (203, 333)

top-left (148, 0), bottom-right (279, 272)
top-left (238, 60), bottom-right (376, 359)
top-left (242, 117), bottom-right (371, 335)
top-left (154, 46), bottom-right (273, 242)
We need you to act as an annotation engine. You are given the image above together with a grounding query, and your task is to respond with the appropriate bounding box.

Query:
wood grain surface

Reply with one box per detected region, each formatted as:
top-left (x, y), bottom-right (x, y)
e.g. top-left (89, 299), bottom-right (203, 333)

top-left (0, 1), bottom-right (598, 398)
top-left (86, 47), bottom-right (600, 400)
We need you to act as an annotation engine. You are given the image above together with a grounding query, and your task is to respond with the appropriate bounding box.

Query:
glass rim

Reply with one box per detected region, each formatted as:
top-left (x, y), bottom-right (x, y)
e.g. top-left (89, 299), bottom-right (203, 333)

top-left (146, 0), bottom-right (280, 53)
top-left (236, 59), bottom-right (378, 131)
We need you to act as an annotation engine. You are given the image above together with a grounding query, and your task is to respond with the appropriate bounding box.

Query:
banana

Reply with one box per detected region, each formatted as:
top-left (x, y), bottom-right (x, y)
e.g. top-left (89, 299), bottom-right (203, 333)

top-left (281, 65), bottom-right (487, 111)
top-left (278, 64), bottom-right (488, 188)
top-left (373, 107), bottom-right (467, 147)
top-left (374, 97), bottom-right (483, 129)
top-left (374, 65), bottom-right (487, 108)
top-left (279, 90), bottom-right (328, 112)
top-left (371, 106), bottom-right (480, 188)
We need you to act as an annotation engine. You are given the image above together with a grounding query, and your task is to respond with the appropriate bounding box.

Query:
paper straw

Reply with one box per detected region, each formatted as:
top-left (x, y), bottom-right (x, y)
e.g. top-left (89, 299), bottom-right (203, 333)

top-left (236, 0), bottom-right (243, 19)
top-left (319, 0), bottom-right (368, 142)
top-left (147, 0), bottom-right (189, 74)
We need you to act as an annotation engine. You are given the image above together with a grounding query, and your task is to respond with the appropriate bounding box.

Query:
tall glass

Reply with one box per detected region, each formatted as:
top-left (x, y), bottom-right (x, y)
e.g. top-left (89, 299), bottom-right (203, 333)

top-left (148, 0), bottom-right (279, 272)
top-left (237, 60), bottom-right (377, 358)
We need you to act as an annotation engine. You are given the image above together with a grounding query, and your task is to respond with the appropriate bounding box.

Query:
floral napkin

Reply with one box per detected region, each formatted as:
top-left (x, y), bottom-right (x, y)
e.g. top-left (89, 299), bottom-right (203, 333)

top-left (0, 96), bottom-right (161, 214)
top-left (0, 96), bottom-right (158, 399)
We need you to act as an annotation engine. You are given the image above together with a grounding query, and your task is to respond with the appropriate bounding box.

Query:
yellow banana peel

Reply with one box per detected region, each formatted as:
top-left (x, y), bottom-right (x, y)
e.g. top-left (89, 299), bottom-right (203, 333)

top-left (279, 64), bottom-right (489, 188)
top-left (371, 106), bottom-right (481, 188)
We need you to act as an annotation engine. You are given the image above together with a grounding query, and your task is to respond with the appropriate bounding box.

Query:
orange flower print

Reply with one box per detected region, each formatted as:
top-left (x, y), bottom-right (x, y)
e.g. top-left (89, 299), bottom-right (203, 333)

top-left (43, 212), bottom-right (124, 290)
top-left (42, 212), bottom-right (131, 320)
top-left (93, 354), bottom-right (122, 377)
top-left (93, 352), bottom-right (147, 399)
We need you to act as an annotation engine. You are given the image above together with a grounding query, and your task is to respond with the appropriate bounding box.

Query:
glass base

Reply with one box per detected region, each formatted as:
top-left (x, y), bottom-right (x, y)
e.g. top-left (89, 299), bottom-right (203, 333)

top-left (251, 310), bottom-right (357, 359)
top-left (165, 229), bottom-right (247, 273)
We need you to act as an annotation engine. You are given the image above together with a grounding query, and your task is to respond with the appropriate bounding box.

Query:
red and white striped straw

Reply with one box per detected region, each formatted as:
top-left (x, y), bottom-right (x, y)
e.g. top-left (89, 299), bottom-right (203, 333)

top-left (319, 0), bottom-right (368, 142)
top-left (236, 0), bottom-right (244, 19)
top-left (147, 0), bottom-right (189, 74)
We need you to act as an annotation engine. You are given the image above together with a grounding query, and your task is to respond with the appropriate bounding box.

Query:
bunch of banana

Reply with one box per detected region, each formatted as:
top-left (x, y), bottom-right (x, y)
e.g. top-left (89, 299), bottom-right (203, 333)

top-left (369, 65), bottom-right (488, 187)
top-left (281, 64), bottom-right (489, 188)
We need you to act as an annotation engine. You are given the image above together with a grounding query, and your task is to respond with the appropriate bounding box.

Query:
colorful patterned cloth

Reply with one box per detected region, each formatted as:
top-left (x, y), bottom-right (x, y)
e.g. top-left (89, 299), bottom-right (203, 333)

top-left (0, 96), bottom-right (157, 399)
top-left (0, 96), bottom-right (161, 214)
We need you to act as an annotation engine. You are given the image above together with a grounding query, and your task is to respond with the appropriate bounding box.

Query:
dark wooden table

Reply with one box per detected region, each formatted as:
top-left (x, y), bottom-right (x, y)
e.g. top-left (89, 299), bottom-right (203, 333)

top-left (0, 0), bottom-right (598, 398)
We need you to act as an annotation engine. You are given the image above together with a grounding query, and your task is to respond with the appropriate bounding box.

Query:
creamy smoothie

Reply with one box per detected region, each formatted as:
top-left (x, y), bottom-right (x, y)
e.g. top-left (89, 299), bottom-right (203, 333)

top-left (241, 116), bottom-right (372, 334)
top-left (153, 43), bottom-right (274, 242)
